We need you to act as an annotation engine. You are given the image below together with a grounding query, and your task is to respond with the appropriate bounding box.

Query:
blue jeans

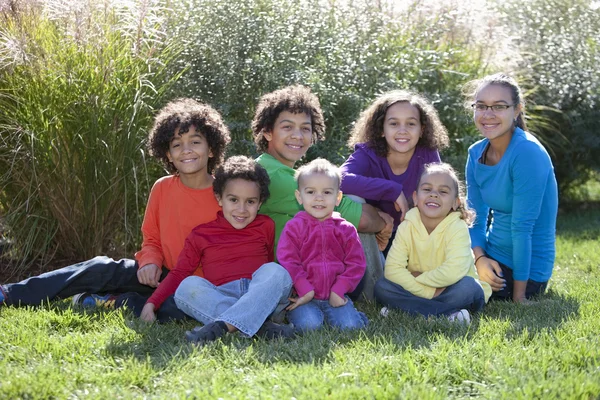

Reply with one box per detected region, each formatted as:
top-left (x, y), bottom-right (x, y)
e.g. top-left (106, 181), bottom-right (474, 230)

top-left (287, 297), bottom-right (368, 332)
top-left (488, 259), bottom-right (548, 301)
top-left (174, 262), bottom-right (292, 337)
top-left (0, 256), bottom-right (187, 322)
top-left (374, 276), bottom-right (485, 317)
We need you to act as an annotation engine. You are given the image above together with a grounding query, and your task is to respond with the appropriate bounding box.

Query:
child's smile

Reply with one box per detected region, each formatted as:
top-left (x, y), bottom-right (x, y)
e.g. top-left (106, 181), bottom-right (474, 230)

top-left (295, 173), bottom-right (342, 221)
top-left (218, 178), bottom-right (262, 230)
top-left (264, 111), bottom-right (312, 168)
top-left (382, 102), bottom-right (422, 157)
top-left (167, 126), bottom-right (212, 180)
top-left (413, 172), bottom-right (459, 233)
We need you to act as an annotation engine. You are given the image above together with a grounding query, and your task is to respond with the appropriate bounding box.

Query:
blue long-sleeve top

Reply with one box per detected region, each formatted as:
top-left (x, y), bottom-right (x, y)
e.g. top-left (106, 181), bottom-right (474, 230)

top-left (466, 127), bottom-right (558, 282)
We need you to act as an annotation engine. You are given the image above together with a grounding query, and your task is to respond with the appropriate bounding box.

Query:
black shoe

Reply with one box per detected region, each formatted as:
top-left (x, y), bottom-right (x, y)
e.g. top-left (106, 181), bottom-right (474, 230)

top-left (255, 320), bottom-right (295, 340)
top-left (185, 321), bottom-right (228, 344)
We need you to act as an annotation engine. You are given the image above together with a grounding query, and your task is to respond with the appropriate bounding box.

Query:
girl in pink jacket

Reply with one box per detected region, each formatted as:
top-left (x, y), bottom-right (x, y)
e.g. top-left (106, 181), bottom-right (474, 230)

top-left (277, 158), bottom-right (368, 332)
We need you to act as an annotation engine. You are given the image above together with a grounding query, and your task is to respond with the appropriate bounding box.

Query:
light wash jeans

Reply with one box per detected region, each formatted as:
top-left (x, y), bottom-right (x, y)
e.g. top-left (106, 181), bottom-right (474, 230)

top-left (174, 262), bottom-right (292, 337)
top-left (374, 276), bottom-right (486, 317)
top-left (287, 297), bottom-right (368, 332)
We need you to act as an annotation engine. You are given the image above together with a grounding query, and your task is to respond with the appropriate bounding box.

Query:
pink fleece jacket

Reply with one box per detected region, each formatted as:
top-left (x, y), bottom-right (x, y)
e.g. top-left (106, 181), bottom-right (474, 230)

top-left (277, 211), bottom-right (366, 300)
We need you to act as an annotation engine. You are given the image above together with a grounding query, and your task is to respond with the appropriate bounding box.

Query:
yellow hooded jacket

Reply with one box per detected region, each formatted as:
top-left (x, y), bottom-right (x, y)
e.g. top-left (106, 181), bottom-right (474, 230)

top-left (384, 208), bottom-right (492, 301)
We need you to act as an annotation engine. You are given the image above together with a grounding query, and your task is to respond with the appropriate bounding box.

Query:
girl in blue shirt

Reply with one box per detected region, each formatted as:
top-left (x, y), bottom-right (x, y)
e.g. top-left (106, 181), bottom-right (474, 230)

top-left (464, 73), bottom-right (558, 303)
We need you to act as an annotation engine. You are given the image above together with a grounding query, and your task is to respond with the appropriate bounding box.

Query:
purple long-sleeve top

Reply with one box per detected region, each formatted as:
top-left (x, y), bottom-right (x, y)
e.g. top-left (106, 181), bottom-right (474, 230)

top-left (339, 143), bottom-right (441, 229)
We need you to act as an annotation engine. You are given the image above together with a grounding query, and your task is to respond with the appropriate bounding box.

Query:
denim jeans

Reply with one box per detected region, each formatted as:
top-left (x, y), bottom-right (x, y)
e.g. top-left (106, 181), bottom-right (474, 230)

top-left (0, 256), bottom-right (187, 322)
top-left (173, 262), bottom-right (292, 337)
top-left (287, 297), bottom-right (368, 332)
top-left (488, 259), bottom-right (548, 301)
top-left (374, 276), bottom-right (486, 317)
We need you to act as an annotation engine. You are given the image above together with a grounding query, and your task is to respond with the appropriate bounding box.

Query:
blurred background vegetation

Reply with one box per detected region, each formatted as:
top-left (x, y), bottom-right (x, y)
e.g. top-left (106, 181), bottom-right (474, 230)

top-left (0, 0), bottom-right (598, 275)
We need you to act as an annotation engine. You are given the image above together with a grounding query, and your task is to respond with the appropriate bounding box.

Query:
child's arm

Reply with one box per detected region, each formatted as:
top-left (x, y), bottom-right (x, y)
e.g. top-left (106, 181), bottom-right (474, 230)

top-left (141, 233), bottom-right (202, 321)
top-left (340, 149), bottom-right (403, 203)
top-left (276, 220), bottom-right (314, 298)
top-left (384, 224), bottom-right (437, 299)
top-left (330, 224), bottom-right (366, 300)
top-left (414, 223), bottom-right (473, 289)
top-left (135, 181), bottom-right (165, 287)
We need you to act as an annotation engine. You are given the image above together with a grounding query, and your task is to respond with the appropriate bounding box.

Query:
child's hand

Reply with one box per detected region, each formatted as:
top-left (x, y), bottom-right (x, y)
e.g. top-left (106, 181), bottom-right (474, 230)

top-left (433, 287), bottom-right (446, 298)
top-left (140, 303), bottom-right (157, 323)
top-left (329, 291), bottom-right (348, 307)
top-left (394, 192), bottom-right (409, 222)
top-left (410, 271), bottom-right (422, 278)
top-left (287, 290), bottom-right (314, 311)
top-left (137, 263), bottom-right (161, 288)
top-left (375, 211), bottom-right (394, 251)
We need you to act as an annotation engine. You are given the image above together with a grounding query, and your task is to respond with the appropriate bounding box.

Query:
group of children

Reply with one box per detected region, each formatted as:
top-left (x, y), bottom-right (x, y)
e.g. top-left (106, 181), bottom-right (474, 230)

top-left (1, 83), bottom-right (495, 343)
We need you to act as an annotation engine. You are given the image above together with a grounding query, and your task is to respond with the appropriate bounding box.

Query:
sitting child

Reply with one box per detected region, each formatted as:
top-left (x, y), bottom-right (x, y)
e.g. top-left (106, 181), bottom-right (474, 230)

top-left (374, 163), bottom-right (491, 324)
top-left (141, 156), bottom-right (294, 342)
top-left (340, 90), bottom-right (449, 255)
top-left (277, 158), bottom-right (368, 332)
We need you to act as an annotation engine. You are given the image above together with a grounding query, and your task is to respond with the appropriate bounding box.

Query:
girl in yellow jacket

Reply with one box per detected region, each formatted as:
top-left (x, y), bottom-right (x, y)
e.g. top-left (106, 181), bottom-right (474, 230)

top-left (374, 163), bottom-right (491, 324)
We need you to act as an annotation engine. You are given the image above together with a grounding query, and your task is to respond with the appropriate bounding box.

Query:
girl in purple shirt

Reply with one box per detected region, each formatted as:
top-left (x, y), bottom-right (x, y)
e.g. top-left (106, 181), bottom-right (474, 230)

top-left (340, 90), bottom-right (450, 253)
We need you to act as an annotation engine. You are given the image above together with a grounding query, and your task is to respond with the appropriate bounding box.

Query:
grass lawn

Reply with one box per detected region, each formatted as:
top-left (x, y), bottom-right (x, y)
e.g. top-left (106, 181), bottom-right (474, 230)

top-left (1, 210), bottom-right (599, 399)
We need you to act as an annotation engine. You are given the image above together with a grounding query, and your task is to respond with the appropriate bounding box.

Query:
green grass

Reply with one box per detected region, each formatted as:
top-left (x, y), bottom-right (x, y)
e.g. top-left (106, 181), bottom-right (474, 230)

top-left (1, 211), bottom-right (599, 399)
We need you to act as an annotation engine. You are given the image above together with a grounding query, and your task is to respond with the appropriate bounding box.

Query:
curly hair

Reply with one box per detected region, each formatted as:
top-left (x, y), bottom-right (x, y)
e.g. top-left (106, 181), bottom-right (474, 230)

top-left (295, 158), bottom-right (341, 190)
top-left (252, 85), bottom-right (325, 153)
top-left (148, 98), bottom-right (231, 174)
top-left (347, 90), bottom-right (449, 158)
top-left (416, 162), bottom-right (475, 226)
top-left (213, 155), bottom-right (271, 203)
top-left (462, 73), bottom-right (527, 131)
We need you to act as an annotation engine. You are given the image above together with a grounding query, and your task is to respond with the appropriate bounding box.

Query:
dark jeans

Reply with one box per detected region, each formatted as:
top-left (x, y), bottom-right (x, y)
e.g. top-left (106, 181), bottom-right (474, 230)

top-left (488, 260), bottom-right (548, 301)
top-left (374, 276), bottom-right (486, 317)
top-left (0, 256), bottom-right (187, 322)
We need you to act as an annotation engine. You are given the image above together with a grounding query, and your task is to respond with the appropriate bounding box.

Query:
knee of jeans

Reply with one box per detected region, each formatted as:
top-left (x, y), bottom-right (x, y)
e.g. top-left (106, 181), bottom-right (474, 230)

top-left (260, 262), bottom-right (293, 287)
top-left (290, 309), bottom-right (323, 332)
top-left (174, 276), bottom-right (208, 302)
top-left (330, 314), bottom-right (368, 331)
top-left (374, 278), bottom-right (391, 301)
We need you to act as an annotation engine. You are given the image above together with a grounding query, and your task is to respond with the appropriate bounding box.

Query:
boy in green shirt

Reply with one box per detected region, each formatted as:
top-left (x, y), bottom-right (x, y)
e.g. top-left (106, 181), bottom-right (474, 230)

top-left (252, 85), bottom-right (393, 299)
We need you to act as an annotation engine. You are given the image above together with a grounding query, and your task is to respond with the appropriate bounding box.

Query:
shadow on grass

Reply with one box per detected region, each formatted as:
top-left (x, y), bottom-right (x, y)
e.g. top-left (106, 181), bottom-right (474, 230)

top-left (481, 289), bottom-right (580, 340)
top-left (92, 287), bottom-right (580, 369)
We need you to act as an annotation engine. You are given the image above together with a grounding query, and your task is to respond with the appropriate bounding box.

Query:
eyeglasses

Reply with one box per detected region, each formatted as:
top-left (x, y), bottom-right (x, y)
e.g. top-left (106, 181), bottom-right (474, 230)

top-left (471, 104), bottom-right (515, 112)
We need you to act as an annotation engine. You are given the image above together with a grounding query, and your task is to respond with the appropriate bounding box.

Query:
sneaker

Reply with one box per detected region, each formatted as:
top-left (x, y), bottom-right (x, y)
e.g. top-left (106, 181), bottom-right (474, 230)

top-left (255, 320), bottom-right (295, 340)
top-left (185, 321), bottom-right (229, 344)
top-left (72, 293), bottom-right (117, 309)
top-left (380, 307), bottom-right (389, 317)
top-left (448, 309), bottom-right (471, 324)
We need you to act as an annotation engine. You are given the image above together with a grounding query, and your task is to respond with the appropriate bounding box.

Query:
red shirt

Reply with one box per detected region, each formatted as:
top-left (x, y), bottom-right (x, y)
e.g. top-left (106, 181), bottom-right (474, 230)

top-left (147, 212), bottom-right (275, 309)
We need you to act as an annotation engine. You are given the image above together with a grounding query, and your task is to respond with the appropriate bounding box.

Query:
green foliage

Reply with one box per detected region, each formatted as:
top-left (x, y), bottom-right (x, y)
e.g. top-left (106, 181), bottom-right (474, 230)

top-left (1, 210), bottom-right (599, 398)
top-left (0, 1), bottom-right (180, 272)
top-left (499, 0), bottom-right (600, 193)
top-left (166, 0), bottom-right (487, 169)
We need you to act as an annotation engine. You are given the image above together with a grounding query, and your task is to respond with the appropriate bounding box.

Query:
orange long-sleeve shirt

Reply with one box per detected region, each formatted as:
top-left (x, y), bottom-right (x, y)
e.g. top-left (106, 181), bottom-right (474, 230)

top-left (134, 175), bottom-right (221, 274)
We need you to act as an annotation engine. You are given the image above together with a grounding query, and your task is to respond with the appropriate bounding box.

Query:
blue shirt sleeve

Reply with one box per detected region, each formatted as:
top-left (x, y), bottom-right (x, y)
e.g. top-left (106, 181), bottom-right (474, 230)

top-left (509, 141), bottom-right (553, 280)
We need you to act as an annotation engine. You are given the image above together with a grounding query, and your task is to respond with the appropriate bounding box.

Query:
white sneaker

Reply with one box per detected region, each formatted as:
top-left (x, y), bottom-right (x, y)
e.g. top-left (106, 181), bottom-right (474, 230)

top-left (448, 309), bottom-right (471, 324)
top-left (380, 307), bottom-right (389, 317)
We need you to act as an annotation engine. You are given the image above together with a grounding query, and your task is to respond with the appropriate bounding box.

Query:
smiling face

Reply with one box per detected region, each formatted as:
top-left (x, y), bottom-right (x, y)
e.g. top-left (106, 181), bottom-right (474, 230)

top-left (167, 125), bottom-right (213, 178)
top-left (217, 178), bottom-right (262, 229)
top-left (382, 102), bottom-right (422, 157)
top-left (263, 111), bottom-right (312, 168)
top-left (473, 83), bottom-right (522, 142)
top-left (412, 171), bottom-right (460, 232)
top-left (295, 173), bottom-right (342, 221)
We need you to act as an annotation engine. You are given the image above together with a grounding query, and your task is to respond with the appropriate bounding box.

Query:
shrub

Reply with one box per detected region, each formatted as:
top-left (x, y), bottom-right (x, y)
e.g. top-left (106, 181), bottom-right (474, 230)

top-left (0, 0), bottom-right (180, 274)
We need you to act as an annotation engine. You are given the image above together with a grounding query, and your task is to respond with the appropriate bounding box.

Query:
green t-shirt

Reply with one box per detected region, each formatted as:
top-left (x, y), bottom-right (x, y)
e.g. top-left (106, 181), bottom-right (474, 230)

top-left (256, 153), bottom-right (362, 254)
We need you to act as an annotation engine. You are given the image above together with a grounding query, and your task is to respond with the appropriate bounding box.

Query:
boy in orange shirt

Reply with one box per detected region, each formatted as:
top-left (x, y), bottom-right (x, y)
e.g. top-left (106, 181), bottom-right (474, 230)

top-left (0, 99), bottom-right (230, 322)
